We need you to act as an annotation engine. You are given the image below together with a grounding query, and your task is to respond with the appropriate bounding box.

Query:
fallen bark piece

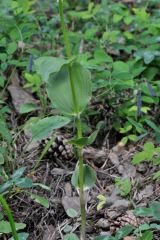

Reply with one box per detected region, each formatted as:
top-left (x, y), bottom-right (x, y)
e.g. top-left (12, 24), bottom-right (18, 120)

top-left (8, 84), bottom-right (37, 113)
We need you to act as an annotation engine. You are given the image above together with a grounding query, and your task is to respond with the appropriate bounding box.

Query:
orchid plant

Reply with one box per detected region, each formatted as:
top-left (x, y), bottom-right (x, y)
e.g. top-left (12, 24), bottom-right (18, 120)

top-left (35, 0), bottom-right (97, 239)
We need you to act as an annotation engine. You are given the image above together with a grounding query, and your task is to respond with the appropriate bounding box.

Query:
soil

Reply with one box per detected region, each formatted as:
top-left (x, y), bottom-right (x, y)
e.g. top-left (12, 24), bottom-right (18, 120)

top-left (2, 104), bottom-right (160, 240)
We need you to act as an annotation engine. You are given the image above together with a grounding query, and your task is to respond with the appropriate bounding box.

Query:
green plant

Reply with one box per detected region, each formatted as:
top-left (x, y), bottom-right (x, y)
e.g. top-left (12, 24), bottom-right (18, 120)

top-left (95, 225), bottom-right (135, 240)
top-left (23, 72), bottom-right (47, 115)
top-left (24, 72), bottom-right (42, 95)
top-left (1, 0), bottom-right (160, 239)
top-left (0, 195), bottom-right (29, 239)
top-left (0, 194), bottom-right (19, 240)
top-left (34, 1), bottom-right (98, 239)
top-left (96, 194), bottom-right (107, 211)
top-left (115, 177), bottom-right (132, 197)
top-left (132, 142), bottom-right (160, 180)
top-left (0, 166), bottom-right (50, 239)
top-left (68, 0), bottom-right (160, 145)
top-left (0, 100), bottom-right (12, 173)
top-left (29, 115), bottom-right (71, 170)
top-left (32, 0), bottom-right (97, 240)
top-left (95, 201), bottom-right (160, 240)
top-left (133, 201), bottom-right (160, 240)
top-left (0, 167), bottom-right (50, 206)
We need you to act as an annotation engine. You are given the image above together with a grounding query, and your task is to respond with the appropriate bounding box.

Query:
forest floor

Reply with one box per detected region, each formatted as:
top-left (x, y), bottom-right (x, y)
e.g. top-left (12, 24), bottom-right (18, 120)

top-left (0, 0), bottom-right (160, 239)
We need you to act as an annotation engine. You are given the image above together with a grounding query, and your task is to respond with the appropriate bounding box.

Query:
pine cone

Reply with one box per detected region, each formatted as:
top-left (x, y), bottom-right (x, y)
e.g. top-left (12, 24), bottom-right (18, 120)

top-left (110, 211), bottom-right (150, 234)
top-left (41, 135), bottom-right (74, 160)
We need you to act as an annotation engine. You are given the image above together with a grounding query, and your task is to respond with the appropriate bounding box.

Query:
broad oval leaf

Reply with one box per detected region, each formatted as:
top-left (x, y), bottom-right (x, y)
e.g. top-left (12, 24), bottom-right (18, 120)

top-left (132, 151), bottom-right (146, 165)
top-left (149, 201), bottom-right (160, 220)
top-left (115, 225), bottom-right (134, 239)
top-left (31, 116), bottom-right (70, 141)
top-left (143, 51), bottom-right (155, 64)
top-left (112, 61), bottom-right (130, 80)
top-left (142, 96), bottom-right (155, 103)
top-left (66, 208), bottom-right (78, 218)
top-left (133, 207), bottom-right (153, 217)
top-left (35, 56), bottom-right (73, 82)
top-left (150, 223), bottom-right (160, 230)
top-left (71, 164), bottom-right (96, 190)
top-left (139, 230), bottom-right (153, 240)
top-left (15, 178), bottom-right (33, 188)
top-left (9, 232), bottom-right (29, 240)
top-left (136, 223), bottom-right (151, 232)
top-left (7, 42), bottom-right (17, 55)
top-left (19, 103), bottom-right (38, 114)
top-left (64, 233), bottom-right (79, 240)
top-left (47, 62), bottom-right (91, 116)
top-left (11, 167), bottom-right (26, 179)
top-left (144, 142), bottom-right (154, 152)
top-left (63, 225), bottom-right (73, 233)
top-left (0, 220), bottom-right (26, 234)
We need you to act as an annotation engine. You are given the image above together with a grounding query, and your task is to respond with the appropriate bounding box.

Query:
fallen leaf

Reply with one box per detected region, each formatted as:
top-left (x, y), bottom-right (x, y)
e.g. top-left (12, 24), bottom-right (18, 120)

top-left (138, 185), bottom-right (154, 201)
top-left (8, 85), bottom-right (37, 113)
top-left (123, 236), bottom-right (136, 240)
top-left (62, 196), bottom-right (80, 217)
top-left (109, 152), bottom-right (120, 166)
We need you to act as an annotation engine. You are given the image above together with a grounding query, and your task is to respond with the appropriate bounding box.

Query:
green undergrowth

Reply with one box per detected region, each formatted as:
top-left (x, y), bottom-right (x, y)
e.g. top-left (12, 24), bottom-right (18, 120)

top-left (0, 0), bottom-right (160, 239)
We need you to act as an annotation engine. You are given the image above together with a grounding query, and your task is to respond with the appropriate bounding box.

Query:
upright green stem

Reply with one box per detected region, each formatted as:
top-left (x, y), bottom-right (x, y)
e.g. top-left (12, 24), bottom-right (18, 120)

top-left (76, 117), bottom-right (86, 240)
top-left (58, 1), bottom-right (78, 114)
top-left (0, 195), bottom-right (19, 240)
top-left (58, 1), bottom-right (86, 239)
top-left (58, 0), bottom-right (71, 59)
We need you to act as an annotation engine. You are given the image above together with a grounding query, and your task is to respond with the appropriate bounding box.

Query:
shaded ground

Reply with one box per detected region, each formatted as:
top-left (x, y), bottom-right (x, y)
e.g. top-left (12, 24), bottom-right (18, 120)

top-left (5, 104), bottom-right (160, 239)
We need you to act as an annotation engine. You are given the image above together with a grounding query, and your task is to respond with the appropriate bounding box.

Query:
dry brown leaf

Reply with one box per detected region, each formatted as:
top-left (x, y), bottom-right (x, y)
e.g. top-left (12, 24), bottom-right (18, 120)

top-left (138, 184), bottom-right (154, 201)
top-left (8, 85), bottom-right (37, 113)
top-left (123, 236), bottom-right (136, 240)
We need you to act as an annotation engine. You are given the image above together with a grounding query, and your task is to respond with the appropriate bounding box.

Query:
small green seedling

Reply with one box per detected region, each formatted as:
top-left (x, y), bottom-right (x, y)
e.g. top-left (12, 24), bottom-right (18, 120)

top-left (95, 201), bottom-right (160, 240)
top-left (0, 166), bottom-right (50, 239)
top-left (115, 177), bottom-right (132, 197)
top-left (133, 201), bottom-right (160, 240)
top-left (95, 225), bottom-right (134, 240)
top-left (0, 167), bottom-right (50, 207)
top-left (23, 72), bottom-right (47, 115)
top-left (97, 194), bottom-right (107, 211)
top-left (132, 142), bottom-right (160, 180)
